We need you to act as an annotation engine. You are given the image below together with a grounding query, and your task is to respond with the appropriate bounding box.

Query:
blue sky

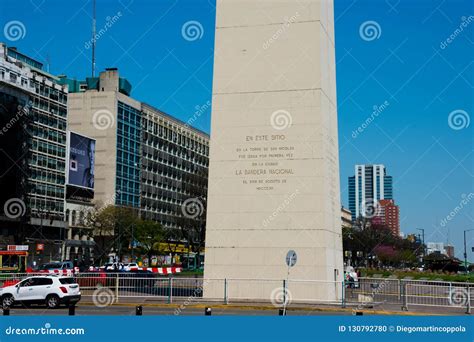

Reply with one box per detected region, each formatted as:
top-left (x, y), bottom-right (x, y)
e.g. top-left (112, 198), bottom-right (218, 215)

top-left (1, 0), bottom-right (472, 259)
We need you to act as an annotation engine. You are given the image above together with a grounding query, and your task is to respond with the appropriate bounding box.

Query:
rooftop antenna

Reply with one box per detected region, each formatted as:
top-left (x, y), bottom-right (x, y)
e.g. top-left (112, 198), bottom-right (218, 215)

top-left (46, 53), bottom-right (50, 73)
top-left (91, 0), bottom-right (96, 77)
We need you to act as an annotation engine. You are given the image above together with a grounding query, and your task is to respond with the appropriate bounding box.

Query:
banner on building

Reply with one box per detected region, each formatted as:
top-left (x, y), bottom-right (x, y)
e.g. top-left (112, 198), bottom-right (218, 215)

top-left (67, 131), bottom-right (95, 190)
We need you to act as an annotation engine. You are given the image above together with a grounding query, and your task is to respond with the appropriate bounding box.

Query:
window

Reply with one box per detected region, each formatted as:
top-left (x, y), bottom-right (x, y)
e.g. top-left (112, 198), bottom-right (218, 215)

top-left (59, 278), bottom-right (75, 285)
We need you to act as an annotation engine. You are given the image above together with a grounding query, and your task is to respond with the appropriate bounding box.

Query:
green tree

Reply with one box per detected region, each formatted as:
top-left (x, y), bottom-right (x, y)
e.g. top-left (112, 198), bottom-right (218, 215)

top-left (135, 220), bottom-right (164, 261)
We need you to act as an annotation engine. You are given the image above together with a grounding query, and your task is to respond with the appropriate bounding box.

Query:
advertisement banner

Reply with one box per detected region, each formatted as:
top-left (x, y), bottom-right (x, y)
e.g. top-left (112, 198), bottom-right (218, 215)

top-left (67, 132), bottom-right (95, 189)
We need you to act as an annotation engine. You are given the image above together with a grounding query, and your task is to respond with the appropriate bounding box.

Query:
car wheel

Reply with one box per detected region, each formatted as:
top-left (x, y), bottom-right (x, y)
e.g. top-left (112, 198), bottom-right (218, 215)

top-left (2, 294), bottom-right (14, 309)
top-left (46, 295), bottom-right (60, 309)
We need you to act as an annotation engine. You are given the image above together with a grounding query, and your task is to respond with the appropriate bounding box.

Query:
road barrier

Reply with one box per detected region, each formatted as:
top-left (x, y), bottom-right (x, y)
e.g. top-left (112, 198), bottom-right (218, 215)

top-left (1, 273), bottom-right (472, 313)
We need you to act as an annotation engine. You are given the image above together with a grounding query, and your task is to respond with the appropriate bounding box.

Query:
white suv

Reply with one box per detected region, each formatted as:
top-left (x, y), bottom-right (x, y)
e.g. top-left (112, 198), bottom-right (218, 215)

top-left (1, 276), bottom-right (81, 309)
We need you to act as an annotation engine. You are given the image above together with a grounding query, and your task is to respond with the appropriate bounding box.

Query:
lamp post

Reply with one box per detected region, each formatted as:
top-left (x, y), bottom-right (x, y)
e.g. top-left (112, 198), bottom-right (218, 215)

top-left (463, 229), bottom-right (474, 274)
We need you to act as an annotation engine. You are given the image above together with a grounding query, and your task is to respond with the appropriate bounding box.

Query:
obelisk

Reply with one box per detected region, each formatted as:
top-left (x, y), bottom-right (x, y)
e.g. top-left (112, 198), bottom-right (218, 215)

top-left (204, 0), bottom-right (343, 303)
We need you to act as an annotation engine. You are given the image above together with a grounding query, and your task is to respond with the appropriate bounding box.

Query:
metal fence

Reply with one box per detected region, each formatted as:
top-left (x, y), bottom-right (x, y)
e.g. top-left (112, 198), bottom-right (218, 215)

top-left (0, 273), bottom-right (472, 312)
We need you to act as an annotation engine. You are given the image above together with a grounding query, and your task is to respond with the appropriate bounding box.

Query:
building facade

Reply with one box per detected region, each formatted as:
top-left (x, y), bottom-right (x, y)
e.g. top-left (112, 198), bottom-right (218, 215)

top-left (341, 206), bottom-right (353, 229)
top-left (348, 164), bottom-right (393, 221)
top-left (375, 199), bottom-right (400, 236)
top-left (0, 43), bottom-right (68, 263)
top-left (63, 69), bottom-right (209, 248)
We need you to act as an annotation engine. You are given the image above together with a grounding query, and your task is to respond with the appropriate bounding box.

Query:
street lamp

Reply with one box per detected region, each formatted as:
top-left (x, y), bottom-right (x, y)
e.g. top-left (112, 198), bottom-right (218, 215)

top-left (463, 229), bottom-right (474, 274)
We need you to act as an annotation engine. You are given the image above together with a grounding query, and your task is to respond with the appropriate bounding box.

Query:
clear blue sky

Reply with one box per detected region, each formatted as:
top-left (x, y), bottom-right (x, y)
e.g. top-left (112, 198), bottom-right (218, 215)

top-left (1, 0), bottom-right (472, 259)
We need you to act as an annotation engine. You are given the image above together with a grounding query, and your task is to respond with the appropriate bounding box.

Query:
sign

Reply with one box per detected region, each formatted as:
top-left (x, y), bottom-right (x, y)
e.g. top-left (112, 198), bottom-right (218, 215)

top-left (7, 245), bottom-right (28, 251)
top-left (67, 131), bottom-right (95, 189)
top-left (36, 244), bottom-right (44, 251)
top-left (285, 250), bottom-right (297, 267)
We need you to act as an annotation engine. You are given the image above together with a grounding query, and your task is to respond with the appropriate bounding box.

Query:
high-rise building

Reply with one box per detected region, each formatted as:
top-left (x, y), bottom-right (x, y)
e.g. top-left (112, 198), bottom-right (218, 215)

top-left (62, 69), bottom-right (209, 239)
top-left (348, 164), bottom-right (393, 221)
top-left (375, 199), bottom-right (400, 235)
top-left (445, 244), bottom-right (454, 258)
top-left (0, 43), bottom-right (68, 259)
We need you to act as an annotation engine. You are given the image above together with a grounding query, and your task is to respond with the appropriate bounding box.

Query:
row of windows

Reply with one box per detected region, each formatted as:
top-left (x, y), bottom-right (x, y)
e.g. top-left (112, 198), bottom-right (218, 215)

top-left (118, 104), bottom-right (141, 127)
top-left (32, 80), bottom-right (68, 105)
top-left (30, 124), bottom-right (66, 145)
top-left (32, 139), bottom-right (66, 158)
top-left (143, 133), bottom-right (208, 158)
top-left (28, 196), bottom-right (65, 214)
top-left (30, 167), bottom-right (65, 185)
top-left (32, 97), bottom-right (67, 118)
top-left (142, 120), bottom-right (208, 155)
top-left (142, 161), bottom-right (207, 187)
top-left (31, 109), bottom-right (67, 131)
top-left (142, 143), bottom-right (208, 168)
top-left (28, 181), bottom-right (65, 199)
top-left (29, 153), bottom-right (66, 172)
top-left (117, 135), bottom-right (140, 154)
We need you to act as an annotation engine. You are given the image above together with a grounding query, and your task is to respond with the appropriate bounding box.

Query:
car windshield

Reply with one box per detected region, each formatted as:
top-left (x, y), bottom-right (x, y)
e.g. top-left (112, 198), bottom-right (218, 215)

top-left (39, 263), bottom-right (62, 270)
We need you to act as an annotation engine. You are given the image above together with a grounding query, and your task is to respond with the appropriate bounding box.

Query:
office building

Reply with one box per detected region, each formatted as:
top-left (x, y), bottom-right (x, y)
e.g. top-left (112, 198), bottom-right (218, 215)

top-left (348, 164), bottom-right (393, 221)
top-left (445, 244), bottom-right (454, 258)
top-left (0, 43), bottom-right (68, 260)
top-left (375, 199), bottom-right (400, 235)
top-left (62, 69), bottom-right (209, 236)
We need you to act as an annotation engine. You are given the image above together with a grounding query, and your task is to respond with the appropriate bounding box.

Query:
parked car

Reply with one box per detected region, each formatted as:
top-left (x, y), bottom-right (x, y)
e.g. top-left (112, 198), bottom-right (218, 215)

top-left (1, 276), bottom-right (81, 309)
top-left (38, 261), bottom-right (74, 272)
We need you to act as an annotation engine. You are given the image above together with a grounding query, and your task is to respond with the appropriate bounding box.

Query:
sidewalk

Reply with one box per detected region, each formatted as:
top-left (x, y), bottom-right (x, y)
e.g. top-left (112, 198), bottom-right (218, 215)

top-left (79, 296), bottom-right (471, 316)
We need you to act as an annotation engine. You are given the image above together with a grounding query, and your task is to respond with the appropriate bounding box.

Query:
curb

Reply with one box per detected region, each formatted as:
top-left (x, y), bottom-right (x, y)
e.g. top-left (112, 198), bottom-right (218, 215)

top-left (78, 301), bottom-right (439, 316)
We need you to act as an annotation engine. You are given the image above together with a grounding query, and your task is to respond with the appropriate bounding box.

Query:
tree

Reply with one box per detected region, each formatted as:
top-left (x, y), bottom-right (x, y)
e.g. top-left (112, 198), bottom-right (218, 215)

top-left (135, 219), bottom-right (164, 262)
top-left (343, 221), bottom-right (420, 268)
top-left (86, 204), bottom-right (139, 263)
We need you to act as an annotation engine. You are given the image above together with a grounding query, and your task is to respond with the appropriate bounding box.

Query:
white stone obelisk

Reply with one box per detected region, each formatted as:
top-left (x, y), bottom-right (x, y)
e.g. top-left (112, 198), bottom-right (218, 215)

top-left (204, 0), bottom-right (343, 303)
